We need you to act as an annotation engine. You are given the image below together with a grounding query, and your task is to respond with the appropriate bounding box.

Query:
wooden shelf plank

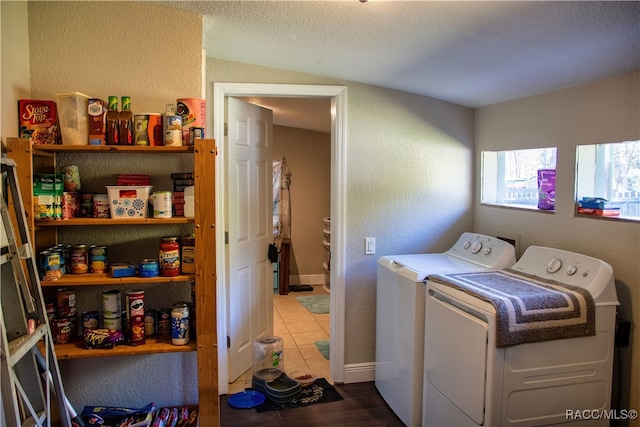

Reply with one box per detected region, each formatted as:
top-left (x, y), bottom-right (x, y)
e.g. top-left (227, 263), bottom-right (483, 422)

top-left (35, 217), bottom-right (194, 227)
top-left (52, 336), bottom-right (196, 359)
top-left (32, 145), bottom-right (194, 154)
top-left (41, 273), bottom-right (195, 287)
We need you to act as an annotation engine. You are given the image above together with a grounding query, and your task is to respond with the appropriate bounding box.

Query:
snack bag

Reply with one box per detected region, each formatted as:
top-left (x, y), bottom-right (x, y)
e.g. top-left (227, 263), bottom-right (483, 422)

top-left (537, 169), bottom-right (556, 210)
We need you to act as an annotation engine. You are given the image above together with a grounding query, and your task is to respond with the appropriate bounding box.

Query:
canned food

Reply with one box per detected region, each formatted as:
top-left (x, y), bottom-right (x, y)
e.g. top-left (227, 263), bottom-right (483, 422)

top-left (82, 310), bottom-right (100, 334)
top-left (171, 302), bottom-right (190, 345)
top-left (57, 287), bottom-right (76, 317)
top-left (189, 127), bottom-right (204, 141)
top-left (89, 245), bottom-right (107, 273)
top-left (139, 259), bottom-right (159, 278)
top-left (102, 290), bottom-right (121, 318)
top-left (53, 316), bottom-right (76, 344)
top-left (103, 316), bottom-right (122, 331)
top-left (144, 309), bottom-right (157, 336)
top-left (70, 244), bottom-right (89, 274)
top-left (152, 191), bottom-right (173, 219)
top-left (46, 303), bottom-right (56, 320)
top-left (80, 193), bottom-right (93, 217)
top-left (40, 250), bottom-right (63, 281)
top-left (157, 308), bottom-right (172, 336)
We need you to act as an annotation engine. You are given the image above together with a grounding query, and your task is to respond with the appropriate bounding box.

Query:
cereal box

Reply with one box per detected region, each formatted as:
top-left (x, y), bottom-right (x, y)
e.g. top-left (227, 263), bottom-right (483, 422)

top-left (18, 99), bottom-right (60, 145)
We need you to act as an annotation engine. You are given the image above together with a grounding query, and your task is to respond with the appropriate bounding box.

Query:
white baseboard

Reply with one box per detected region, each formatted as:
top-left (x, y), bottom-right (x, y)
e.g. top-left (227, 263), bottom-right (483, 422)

top-left (290, 274), bottom-right (327, 286)
top-left (340, 362), bottom-right (376, 384)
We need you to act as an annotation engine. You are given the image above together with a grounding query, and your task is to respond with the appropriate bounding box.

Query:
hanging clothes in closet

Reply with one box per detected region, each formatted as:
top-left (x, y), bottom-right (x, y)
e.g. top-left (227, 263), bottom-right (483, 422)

top-left (272, 157), bottom-right (292, 251)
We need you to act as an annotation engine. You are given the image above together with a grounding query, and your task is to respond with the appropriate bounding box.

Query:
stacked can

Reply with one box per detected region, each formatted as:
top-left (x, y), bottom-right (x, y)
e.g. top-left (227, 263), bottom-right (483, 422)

top-left (53, 287), bottom-right (77, 344)
top-left (102, 290), bottom-right (122, 331)
top-left (157, 308), bottom-right (172, 337)
top-left (126, 290), bottom-right (145, 345)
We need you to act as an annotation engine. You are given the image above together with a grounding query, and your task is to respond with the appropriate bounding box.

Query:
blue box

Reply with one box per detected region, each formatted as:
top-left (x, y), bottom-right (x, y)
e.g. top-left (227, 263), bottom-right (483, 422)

top-left (110, 263), bottom-right (136, 278)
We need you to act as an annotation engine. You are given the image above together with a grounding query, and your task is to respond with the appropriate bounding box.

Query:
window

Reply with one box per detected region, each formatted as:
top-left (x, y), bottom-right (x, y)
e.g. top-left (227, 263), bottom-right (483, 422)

top-left (576, 140), bottom-right (640, 220)
top-left (481, 148), bottom-right (557, 209)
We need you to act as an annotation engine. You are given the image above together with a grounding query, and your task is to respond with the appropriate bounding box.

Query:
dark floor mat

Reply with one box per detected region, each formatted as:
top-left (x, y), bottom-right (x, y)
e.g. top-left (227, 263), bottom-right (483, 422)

top-left (289, 285), bottom-right (313, 292)
top-left (254, 378), bottom-right (343, 412)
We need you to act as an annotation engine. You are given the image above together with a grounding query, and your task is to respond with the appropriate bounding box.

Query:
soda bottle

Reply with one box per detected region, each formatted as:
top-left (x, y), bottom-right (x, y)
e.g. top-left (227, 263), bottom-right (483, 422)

top-left (106, 96), bottom-right (119, 145)
top-left (119, 96), bottom-right (134, 145)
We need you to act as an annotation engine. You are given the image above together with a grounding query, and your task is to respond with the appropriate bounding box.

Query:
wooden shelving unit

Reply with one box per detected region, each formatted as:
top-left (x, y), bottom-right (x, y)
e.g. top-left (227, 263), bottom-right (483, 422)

top-left (5, 137), bottom-right (219, 425)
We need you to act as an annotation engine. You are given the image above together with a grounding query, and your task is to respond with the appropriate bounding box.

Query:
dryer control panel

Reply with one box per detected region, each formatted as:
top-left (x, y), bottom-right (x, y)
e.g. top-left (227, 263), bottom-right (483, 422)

top-left (445, 232), bottom-right (516, 270)
top-left (510, 245), bottom-right (617, 305)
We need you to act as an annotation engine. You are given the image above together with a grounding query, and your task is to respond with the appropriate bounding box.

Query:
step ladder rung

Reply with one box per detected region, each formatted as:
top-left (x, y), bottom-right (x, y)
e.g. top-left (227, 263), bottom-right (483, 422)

top-left (8, 324), bottom-right (48, 368)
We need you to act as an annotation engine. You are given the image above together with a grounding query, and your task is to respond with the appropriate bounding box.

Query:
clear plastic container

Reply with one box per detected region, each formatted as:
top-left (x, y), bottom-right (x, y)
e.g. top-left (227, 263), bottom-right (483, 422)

top-left (55, 92), bottom-right (91, 145)
top-left (184, 185), bottom-right (195, 218)
top-left (253, 336), bottom-right (284, 381)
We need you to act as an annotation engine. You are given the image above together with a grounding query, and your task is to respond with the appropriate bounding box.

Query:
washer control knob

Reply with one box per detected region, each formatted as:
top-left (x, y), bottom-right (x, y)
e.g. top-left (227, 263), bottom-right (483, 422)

top-left (471, 242), bottom-right (482, 254)
top-left (483, 247), bottom-right (492, 255)
top-left (463, 241), bottom-right (471, 249)
top-left (547, 258), bottom-right (562, 274)
top-left (566, 265), bottom-right (578, 276)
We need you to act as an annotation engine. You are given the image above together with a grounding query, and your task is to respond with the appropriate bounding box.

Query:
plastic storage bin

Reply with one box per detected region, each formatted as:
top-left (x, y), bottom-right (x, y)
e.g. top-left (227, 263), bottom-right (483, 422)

top-left (106, 186), bottom-right (152, 219)
top-left (55, 92), bottom-right (90, 145)
top-left (184, 185), bottom-right (195, 218)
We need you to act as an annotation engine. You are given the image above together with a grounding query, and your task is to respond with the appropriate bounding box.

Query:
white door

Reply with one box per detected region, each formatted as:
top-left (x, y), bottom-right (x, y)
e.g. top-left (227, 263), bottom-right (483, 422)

top-left (227, 97), bottom-right (274, 382)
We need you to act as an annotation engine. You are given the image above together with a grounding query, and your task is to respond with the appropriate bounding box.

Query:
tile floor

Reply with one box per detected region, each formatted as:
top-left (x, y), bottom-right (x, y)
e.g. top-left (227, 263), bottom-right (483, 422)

top-left (228, 286), bottom-right (331, 395)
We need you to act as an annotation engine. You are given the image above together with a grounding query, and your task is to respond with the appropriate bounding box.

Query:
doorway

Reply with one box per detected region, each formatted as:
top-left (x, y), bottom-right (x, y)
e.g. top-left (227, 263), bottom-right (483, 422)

top-left (212, 83), bottom-right (347, 394)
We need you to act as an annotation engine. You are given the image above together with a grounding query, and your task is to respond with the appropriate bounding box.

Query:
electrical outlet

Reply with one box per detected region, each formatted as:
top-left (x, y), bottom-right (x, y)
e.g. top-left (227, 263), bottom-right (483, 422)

top-left (365, 237), bottom-right (376, 255)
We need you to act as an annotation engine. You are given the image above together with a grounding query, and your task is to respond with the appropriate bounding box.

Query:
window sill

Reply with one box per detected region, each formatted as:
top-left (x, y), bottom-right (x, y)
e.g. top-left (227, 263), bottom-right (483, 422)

top-left (574, 213), bottom-right (640, 223)
top-left (480, 203), bottom-right (555, 214)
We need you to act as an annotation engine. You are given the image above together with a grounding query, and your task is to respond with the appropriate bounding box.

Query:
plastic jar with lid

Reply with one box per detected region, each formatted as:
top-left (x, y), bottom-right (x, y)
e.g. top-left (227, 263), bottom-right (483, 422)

top-left (159, 236), bottom-right (180, 277)
top-left (171, 302), bottom-right (190, 345)
top-left (181, 234), bottom-right (195, 274)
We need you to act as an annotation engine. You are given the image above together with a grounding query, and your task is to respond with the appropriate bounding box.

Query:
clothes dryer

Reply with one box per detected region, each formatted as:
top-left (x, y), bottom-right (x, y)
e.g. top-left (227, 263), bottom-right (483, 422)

top-left (375, 232), bottom-right (516, 427)
top-left (423, 246), bottom-right (618, 427)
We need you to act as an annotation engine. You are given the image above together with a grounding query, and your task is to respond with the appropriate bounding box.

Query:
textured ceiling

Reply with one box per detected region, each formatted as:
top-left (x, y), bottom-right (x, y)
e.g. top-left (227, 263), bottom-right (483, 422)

top-left (157, 1), bottom-right (640, 131)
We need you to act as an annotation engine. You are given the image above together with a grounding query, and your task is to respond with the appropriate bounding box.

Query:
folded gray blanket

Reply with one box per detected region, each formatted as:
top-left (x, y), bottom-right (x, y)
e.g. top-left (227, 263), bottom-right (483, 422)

top-left (428, 270), bottom-right (596, 347)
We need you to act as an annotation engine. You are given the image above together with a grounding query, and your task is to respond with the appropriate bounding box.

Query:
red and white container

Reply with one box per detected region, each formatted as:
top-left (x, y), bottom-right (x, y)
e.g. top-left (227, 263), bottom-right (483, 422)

top-left (176, 98), bottom-right (206, 146)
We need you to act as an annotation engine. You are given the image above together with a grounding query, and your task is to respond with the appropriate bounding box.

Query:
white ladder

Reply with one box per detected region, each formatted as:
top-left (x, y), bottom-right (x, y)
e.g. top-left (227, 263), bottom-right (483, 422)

top-left (1, 158), bottom-right (74, 427)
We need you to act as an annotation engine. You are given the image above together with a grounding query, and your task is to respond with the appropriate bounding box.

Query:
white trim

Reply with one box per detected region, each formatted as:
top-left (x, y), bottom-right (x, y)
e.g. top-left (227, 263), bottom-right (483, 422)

top-left (342, 362), bottom-right (376, 384)
top-left (213, 83), bottom-right (347, 393)
top-left (289, 274), bottom-right (327, 286)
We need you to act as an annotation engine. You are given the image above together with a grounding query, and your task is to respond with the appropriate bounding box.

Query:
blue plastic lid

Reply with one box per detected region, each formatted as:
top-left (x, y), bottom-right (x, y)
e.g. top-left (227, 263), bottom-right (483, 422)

top-left (227, 390), bottom-right (266, 409)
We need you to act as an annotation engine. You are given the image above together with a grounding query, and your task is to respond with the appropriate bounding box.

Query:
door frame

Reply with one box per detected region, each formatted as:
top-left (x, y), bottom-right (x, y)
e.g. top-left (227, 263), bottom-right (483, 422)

top-left (213, 83), bottom-right (347, 393)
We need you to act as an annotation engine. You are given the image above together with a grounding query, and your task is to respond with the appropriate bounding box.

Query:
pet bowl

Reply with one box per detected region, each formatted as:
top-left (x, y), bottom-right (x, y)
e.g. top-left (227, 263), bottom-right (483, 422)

top-left (289, 369), bottom-right (317, 387)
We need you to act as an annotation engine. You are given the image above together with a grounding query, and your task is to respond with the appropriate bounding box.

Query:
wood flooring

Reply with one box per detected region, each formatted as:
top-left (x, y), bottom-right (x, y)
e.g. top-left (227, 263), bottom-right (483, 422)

top-left (220, 381), bottom-right (405, 426)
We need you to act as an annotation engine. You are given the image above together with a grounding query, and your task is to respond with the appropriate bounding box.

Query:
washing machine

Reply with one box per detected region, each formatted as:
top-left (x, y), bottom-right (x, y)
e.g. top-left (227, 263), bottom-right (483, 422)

top-left (375, 232), bottom-right (516, 427)
top-left (423, 245), bottom-right (619, 427)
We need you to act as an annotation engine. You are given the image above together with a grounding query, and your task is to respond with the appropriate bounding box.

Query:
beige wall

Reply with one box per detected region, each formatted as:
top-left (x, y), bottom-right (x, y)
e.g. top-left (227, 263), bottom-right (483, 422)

top-left (208, 58), bottom-right (476, 365)
top-left (475, 71), bottom-right (640, 420)
top-left (12, 1), bottom-right (205, 409)
top-left (1, 1), bottom-right (30, 142)
top-left (272, 125), bottom-right (331, 280)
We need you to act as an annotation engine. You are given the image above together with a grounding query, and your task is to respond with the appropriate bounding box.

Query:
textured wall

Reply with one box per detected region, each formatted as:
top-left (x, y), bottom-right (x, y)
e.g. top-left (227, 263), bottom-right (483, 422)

top-left (272, 125), bottom-right (331, 278)
top-left (475, 71), bottom-right (640, 423)
top-left (25, 1), bottom-right (204, 409)
top-left (207, 58), bottom-right (475, 365)
top-left (1, 1), bottom-right (30, 142)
